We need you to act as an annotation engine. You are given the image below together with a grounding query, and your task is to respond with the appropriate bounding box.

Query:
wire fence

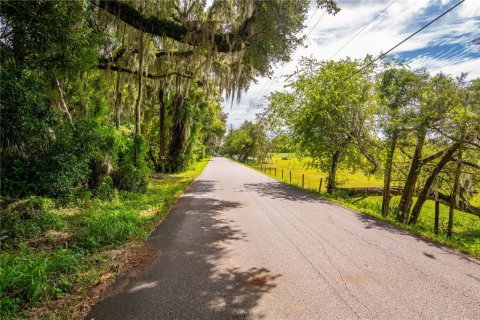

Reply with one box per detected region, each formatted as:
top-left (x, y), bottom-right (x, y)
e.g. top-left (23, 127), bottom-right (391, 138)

top-left (249, 162), bottom-right (326, 193)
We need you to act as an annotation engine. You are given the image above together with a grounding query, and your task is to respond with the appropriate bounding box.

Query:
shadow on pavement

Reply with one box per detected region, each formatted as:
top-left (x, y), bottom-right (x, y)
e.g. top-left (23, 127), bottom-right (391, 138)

top-left (354, 209), bottom-right (480, 264)
top-left (243, 181), bottom-right (328, 203)
top-left (87, 179), bottom-right (281, 320)
top-left (245, 180), bottom-right (479, 266)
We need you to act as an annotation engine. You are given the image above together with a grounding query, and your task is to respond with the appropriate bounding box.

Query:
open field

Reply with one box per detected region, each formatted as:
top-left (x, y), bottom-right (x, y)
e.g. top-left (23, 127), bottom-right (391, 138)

top-left (244, 154), bottom-right (480, 257)
top-left (0, 159), bottom-right (210, 319)
top-left (255, 153), bottom-right (383, 190)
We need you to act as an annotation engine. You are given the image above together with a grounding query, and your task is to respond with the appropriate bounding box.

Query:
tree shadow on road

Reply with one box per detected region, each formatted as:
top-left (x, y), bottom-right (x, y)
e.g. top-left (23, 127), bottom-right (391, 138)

top-left (87, 179), bottom-right (281, 320)
top-left (243, 181), bottom-right (329, 203)
top-left (353, 211), bottom-right (480, 265)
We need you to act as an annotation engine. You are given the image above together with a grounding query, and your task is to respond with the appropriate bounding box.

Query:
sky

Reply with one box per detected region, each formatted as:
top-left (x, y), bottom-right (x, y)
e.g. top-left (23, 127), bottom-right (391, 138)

top-left (223, 0), bottom-right (480, 129)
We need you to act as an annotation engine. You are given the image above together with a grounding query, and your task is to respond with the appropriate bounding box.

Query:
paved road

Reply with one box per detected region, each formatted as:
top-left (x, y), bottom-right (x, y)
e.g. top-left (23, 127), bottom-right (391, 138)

top-left (88, 157), bottom-right (480, 320)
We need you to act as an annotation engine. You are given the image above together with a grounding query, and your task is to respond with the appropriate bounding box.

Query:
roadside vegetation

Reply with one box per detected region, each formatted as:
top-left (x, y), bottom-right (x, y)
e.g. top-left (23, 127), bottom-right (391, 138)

top-left (0, 159), bottom-right (209, 319)
top-left (223, 57), bottom-right (480, 257)
top-left (1, 0), bottom-right (343, 317)
top-left (242, 154), bottom-right (479, 257)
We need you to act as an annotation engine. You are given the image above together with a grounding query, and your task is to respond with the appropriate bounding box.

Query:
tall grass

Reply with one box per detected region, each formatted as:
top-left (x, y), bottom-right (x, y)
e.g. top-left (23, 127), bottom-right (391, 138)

top-left (0, 158), bottom-right (210, 318)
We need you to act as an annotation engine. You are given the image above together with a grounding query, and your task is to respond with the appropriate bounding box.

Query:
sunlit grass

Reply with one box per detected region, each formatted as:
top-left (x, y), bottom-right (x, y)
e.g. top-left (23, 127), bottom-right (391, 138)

top-left (0, 158), bottom-right (210, 319)
top-left (254, 153), bottom-right (382, 190)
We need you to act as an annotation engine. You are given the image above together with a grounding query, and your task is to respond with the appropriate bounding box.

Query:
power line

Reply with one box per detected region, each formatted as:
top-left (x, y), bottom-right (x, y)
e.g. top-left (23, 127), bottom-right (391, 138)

top-left (304, 5), bottom-right (320, 27)
top-left (259, 10), bottom-right (327, 99)
top-left (305, 11), bottom-right (327, 41)
top-left (329, 0), bottom-right (397, 60)
top-left (350, 0), bottom-right (465, 79)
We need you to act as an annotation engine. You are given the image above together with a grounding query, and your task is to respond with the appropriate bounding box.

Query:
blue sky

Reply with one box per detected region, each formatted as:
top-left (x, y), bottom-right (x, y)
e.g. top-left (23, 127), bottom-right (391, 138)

top-left (223, 0), bottom-right (480, 128)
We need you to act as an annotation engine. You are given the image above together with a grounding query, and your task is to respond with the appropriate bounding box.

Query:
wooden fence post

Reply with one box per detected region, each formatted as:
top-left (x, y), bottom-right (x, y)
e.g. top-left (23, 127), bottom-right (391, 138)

top-left (319, 178), bottom-right (323, 193)
top-left (282, 169), bottom-right (284, 180)
top-left (274, 168), bottom-right (277, 177)
top-left (434, 200), bottom-right (440, 235)
top-left (302, 174), bottom-right (305, 188)
top-left (289, 171), bottom-right (292, 183)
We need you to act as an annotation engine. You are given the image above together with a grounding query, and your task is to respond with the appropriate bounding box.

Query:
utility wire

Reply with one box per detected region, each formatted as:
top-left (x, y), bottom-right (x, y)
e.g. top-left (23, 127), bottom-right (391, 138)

top-left (349, 0), bottom-right (465, 79)
top-left (329, 0), bottom-right (397, 60)
top-left (304, 5), bottom-right (320, 27)
top-left (259, 10), bottom-right (327, 99)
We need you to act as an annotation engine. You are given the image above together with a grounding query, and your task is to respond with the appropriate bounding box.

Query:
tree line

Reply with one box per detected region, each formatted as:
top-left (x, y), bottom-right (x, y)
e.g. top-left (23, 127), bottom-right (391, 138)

top-left (0, 0), bottom-right (339, 200)
top-left (225, 57), bottom-right (480, 231)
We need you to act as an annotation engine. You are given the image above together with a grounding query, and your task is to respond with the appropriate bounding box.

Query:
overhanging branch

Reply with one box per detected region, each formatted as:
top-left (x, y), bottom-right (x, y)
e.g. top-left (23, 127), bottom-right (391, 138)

top-left (98, 63), bottom-right (192, 79)
top-left (156, 50), bottom-right (194, 58)
top-left (96, 0), bottom-right (247, 53)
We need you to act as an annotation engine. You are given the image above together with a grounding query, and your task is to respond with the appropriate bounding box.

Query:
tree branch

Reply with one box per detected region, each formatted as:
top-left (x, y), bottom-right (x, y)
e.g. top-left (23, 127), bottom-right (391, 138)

top-left (460, 161), bottom-right (480, 170)
top-left (98, 63), bottom-right (192, 79)
top-left (156, 50), bottom-right (194, 58)
top-left (96, 0), bottom-right (247, 53)
top-left (55, 79), bottom-right (73, 125)
top-left (421, 144), bottom-right (455, 164)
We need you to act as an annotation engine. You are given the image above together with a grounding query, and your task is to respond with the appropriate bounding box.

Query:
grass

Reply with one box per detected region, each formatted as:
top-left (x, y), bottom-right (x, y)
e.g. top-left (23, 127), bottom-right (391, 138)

top-left (256, 153), bottom-right (383, 190)
top-left (243, 154), bottom-right (480, 258)
top-left (0, 158), bottom-right (210, 319)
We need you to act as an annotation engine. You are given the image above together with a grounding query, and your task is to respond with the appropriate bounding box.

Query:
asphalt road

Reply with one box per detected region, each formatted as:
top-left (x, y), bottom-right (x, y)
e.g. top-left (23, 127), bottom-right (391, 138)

top-left (88, 157), bottom-right (480, 320)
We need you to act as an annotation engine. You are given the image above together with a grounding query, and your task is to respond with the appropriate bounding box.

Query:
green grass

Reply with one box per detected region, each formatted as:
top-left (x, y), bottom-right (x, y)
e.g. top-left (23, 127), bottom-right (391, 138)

top-left (0, 158), bottom-right (210, 319)
top-left (243, 154), bottom-right (480, 258)
top-left (255, 153), bottom-right (383, 190)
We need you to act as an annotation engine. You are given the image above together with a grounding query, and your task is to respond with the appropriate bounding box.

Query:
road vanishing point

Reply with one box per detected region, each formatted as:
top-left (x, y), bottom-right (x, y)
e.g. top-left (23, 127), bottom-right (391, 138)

top-left (88, 157), bottom-right (480, 320)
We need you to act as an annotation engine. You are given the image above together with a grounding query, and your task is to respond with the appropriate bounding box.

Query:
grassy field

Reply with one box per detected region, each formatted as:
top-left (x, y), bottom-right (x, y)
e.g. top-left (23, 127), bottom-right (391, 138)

top-left (255, 153), bottom-right (383, 190)
top-left (0, 158), bottom-right (210, 319)
top-left (246, 154), bottom-right (480, 257)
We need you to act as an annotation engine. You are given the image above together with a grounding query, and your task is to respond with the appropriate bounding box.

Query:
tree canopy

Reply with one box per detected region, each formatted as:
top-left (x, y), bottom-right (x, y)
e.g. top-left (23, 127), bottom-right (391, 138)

top-left (0, 0), bottom-right (341, 199)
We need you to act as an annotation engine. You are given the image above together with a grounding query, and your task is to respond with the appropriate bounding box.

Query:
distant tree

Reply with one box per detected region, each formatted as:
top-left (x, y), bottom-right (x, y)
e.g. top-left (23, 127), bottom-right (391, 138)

top-left (223, 121), bottom-right (269, 162)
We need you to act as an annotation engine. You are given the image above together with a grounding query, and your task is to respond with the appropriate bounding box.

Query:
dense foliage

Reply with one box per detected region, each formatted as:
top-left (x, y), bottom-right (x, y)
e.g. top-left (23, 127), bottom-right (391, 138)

top-left (260, 58), bottom-right (479, 227)
top-left (1, 0), bottom-right (341, 200)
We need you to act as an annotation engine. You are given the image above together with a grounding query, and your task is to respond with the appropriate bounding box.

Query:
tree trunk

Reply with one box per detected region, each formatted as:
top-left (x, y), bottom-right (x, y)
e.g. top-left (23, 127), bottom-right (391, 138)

top-left (448, 136), bottom-right (464, 238)
top-left (157, 89), bottom-right (166, 172)
top-left (134, 31), bottom-right (144, 164)
top-left (114, 71), bottom-right (122, 129)
top-left (408, 143), bottom-right (459, 225)
top-left (397, 126), bottom-right (427, 222)
top-left (382, 129), bottom-right (398, 216)
top-left (336, 186), bottom-right (480, 217)
top-left (114, 20), bottom-right (124, 130)
top-left (168, 94), bottom-right (185, 172)
top-left (327, 150), bottom-right (342, 193)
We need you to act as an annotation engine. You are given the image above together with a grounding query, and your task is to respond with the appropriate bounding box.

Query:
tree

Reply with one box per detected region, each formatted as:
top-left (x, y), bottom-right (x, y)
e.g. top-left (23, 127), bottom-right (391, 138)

top-left (397, 73), bottom-right (458, 222)
top-left (223, 121), bottom-right (269, 163)
top-left (377, 67), bottom-right (424, 216)
top-left (1, 0), bottom-right (338, 197)
top-left (265, 57), bottom-right (378, 193)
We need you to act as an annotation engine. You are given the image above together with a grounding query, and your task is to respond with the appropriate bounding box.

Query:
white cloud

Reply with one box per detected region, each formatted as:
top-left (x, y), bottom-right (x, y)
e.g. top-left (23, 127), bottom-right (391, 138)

top-left (223, 0), bottom-right (480, 128)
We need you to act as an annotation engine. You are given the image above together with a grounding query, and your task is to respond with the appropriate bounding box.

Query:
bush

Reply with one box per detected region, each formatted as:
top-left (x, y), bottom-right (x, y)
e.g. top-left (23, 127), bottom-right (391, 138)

top-left (75, 210), bottom-right (148, 250)
top-left (112, 135), bottom-right (149, 192)
top-left (0, 197), bottom-right (63, 249)
top-left (93, 176), bottom-right (117, 200)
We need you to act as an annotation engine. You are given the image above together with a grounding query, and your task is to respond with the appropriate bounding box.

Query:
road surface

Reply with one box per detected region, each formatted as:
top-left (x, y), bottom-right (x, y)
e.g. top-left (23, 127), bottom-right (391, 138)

top-left (88, 157), bottom-right (480, 320)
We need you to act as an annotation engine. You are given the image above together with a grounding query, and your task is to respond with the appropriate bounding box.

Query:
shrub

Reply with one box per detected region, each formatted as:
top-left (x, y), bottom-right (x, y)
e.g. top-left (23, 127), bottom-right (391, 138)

top-left (112, 135), bottom-right (149, 192)
top-left (75, 210), bottom-right (148, 250)
top-left (0, 197), bottom-right (63, 249)
top-left (93, 176), bottom-right (117, 201)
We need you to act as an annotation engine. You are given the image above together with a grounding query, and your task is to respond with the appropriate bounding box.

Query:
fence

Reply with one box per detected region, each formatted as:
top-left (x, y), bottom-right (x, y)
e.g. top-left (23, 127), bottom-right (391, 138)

top-left (252, 163), bottom-right (324, 193)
